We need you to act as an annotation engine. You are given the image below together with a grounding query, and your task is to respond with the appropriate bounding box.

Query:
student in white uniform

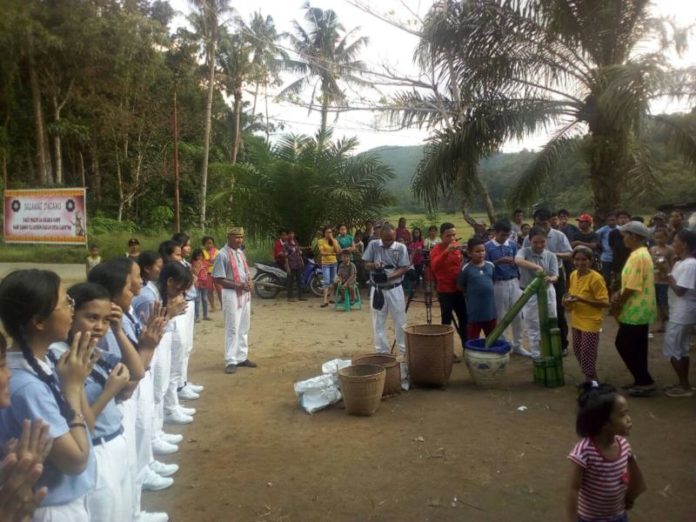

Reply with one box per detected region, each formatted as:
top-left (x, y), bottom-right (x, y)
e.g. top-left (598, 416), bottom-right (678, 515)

top-left (158, 241), bottom-right (196, 422)
top-left (171, 232), bottom-right (204, 401)
top-left (49, 283), bottom-right (134, 522)
top-left (88, 258), bottom-right (171, 522)
top-left (0, 269), bottom-right (96, 522)
top-left (0, 338), bottom-right (53, 522)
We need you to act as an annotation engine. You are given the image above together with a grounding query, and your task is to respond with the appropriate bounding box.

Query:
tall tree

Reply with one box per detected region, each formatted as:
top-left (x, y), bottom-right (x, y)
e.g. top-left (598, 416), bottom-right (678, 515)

top-left (399, 0), bottom-right (696, 222)
top-left (283, 5), bottom-right (369, 137)
top-left (188, 0), bottom-right (231, 229)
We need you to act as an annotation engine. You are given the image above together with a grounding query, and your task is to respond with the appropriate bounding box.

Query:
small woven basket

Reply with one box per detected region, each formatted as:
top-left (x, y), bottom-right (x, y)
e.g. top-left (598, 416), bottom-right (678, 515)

top-left (405, 324), bottom-right (454, 388)
top-left (352, 353), bottom-right (401, 396)
top-left (338, 364), bottom-right (386, 416)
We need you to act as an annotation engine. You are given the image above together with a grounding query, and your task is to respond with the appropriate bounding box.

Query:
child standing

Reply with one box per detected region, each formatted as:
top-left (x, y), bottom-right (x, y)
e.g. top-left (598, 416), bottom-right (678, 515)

top-left (457, 238), bottom-right (496, 339)
top-left (515, 226), bottom-right (559, 357)
top-left (424, 225), bottom-right (441, 251)
top-left (649, 228), bottom-right (673, 333)
top-left (86, 245), bottom-right (102, 277)
top-left (568, 383), bottom-right (646, 522)
top-left (337, 252), bottom-right (357, 304)
top-left (191, 249), bottom-right (211, 321)
top-left (284, 230), bottom-right (306, 301)
top-left (563, 246), bottom-right (610, 383)
top-left (202, 236), bottom-right (220, 311)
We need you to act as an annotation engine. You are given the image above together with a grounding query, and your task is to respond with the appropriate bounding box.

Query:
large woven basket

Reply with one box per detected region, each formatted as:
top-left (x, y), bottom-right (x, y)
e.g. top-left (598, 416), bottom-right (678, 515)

top-left (352, 353), bottom-right (401, 396)
top-left (405, 324), bottom-right (454, 388)
top-left (338, 364), bottom-right (386, 416)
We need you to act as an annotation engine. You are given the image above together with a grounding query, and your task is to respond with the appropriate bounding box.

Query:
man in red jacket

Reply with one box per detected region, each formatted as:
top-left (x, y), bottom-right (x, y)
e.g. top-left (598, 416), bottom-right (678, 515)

top-left (429, 222), bottom-right (468, 350)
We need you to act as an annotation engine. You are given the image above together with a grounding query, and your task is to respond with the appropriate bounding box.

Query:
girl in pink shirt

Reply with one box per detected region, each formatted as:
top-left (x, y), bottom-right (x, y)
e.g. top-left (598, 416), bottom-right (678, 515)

top-left (567, 383), bottom-right (645, 522)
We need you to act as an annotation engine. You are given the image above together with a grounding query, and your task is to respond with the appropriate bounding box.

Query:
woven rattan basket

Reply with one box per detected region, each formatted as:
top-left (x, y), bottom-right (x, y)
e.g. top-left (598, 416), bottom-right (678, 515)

top-left (405, 324), bottom-right (454, 388)
top-left (338, 364), bottom-right (386, 416)
top-left (351, 354), bottom-right (401, 396)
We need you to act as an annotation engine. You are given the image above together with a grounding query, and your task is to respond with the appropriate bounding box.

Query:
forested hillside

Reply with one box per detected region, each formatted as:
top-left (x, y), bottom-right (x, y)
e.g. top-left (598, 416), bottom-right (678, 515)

top-left (372, 116), bottom-right (696, 215)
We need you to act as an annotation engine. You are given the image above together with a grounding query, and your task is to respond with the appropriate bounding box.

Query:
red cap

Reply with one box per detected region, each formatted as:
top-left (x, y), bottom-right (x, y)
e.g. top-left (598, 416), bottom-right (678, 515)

top-left (576, 213), bottom-right (593, 222)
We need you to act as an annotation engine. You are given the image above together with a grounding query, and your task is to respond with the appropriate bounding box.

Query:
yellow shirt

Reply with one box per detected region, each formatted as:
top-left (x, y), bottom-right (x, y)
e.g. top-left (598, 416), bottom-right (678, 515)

top-left (317, 238), bottom-right (340, 265)
top-left (568, 269), bottom-right (608, 332)
top-left (619, 247), bottom-right (657, 325)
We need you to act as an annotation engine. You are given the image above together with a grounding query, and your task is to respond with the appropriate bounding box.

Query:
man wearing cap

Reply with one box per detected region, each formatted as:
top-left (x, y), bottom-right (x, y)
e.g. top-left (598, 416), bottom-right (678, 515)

top-left (363, 223), bottom-right (411, 354)
top-left (213, 226), bottom-right (257, 374)
top-left (571, 214), bottom-right (599, 251)
top-left (610, 220), bottom-right (657, 396)
top-left (649, 211), bottom-right (667, 236)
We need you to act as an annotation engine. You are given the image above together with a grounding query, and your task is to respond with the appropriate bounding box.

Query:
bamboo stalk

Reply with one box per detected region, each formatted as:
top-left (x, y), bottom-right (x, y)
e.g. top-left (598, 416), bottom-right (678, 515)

top-left (485, 273), bottom-right (544, 347)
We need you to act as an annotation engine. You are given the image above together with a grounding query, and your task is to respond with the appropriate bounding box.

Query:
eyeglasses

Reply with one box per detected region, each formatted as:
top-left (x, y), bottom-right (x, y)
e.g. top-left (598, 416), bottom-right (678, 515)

top-left (61, 295), bottom-right (75, 312)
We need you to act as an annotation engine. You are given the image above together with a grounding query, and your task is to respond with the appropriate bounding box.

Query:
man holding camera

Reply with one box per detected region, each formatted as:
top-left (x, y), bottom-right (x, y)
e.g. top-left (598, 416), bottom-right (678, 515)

top-left (363, 224), bottom-right (411, 354)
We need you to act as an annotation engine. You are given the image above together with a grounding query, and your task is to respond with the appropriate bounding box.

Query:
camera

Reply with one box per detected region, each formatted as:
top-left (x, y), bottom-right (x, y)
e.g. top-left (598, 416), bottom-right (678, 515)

top-left (373, 267), bottom-right (388, 284)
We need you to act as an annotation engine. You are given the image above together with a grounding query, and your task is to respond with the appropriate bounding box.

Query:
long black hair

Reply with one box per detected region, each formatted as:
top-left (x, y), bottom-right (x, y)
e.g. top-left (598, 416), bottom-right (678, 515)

top-left (87, 257), bottom-right (132, 299)
top-left (157, 262), bottom-right (193, 307)
top-left (159, 240), bottom-right (180, 262)
top-left (138, 250), bottom-right (162, 284)
top-left (171, 232), bottom-right (190, 247)
top-left (0, 270), bottom-right (74, 421)
top-left (676, 229), bottom-right (696, 257)
top-left (322, 225), bottom-right (334, 247)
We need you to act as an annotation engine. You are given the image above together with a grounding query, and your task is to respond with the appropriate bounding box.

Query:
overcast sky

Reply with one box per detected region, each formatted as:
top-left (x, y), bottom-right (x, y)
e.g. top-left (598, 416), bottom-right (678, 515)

top-left (169, 0), bottom-right (696, 152)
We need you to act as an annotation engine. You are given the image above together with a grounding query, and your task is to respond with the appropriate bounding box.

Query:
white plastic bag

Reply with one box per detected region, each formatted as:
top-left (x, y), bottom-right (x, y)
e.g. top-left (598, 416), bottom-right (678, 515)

top-left (321, 358), bottom-right (352, 375)
top-left (294, 374), bottom-right (342, 414)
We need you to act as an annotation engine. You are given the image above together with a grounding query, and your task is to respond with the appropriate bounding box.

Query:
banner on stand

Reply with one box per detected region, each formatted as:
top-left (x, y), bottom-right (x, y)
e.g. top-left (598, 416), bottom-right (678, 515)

top-left (3, 188), bottom-right (87, 245)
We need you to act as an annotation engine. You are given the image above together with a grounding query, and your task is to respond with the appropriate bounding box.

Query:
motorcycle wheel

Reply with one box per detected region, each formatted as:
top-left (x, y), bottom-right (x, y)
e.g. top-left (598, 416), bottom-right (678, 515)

top-left (309, 273), bottom-right (324, 297)
top-left (254, 273), bottom-right (281, 299)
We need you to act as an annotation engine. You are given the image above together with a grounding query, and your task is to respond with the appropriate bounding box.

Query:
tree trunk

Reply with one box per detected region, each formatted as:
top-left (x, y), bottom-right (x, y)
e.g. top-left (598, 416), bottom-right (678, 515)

top-left (251, 81), bottom-right (260, 119)
top-left (200, 39), bottom-right (217, 231)
top-left (91, 144), bottom-right (102, 203)
top-left (115, 147), bottom-right (124, 222)
top-left (78, 151), bottom-right (85, 187)
top-left (231, 88), bottom-right (242, 164)
top-left (264, 81), bottom-right (270, 141)
top-left (480, 184), bottom-right (497, 225)
top-left (589, 135), bottom-right (624, 226)
top-left (27, 32), bottom-right (52, 185)
top-left (52, 96), bottom-right (63, 185)
top-left (173, 88), bottom-right (181, 233)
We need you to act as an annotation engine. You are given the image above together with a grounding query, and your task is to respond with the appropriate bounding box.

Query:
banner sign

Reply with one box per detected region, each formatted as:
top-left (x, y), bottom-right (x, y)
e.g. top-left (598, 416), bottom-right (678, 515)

top-left (3, 188), bottom-right (87, 245)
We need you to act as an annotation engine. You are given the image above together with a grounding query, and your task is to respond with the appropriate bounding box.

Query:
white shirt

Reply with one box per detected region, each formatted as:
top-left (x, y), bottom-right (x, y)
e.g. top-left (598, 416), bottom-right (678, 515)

top-left (669, 257), bottom-right (696, 324)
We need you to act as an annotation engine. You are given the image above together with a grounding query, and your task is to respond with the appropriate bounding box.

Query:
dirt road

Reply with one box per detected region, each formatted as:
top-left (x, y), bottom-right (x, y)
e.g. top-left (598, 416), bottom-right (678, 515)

top-left (138, 293), bottom-right (695, 522)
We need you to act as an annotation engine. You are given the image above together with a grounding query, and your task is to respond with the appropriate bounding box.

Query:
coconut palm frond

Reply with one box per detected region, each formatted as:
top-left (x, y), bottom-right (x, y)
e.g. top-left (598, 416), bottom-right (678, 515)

top-left (653, 113), bottom-right (696, 168)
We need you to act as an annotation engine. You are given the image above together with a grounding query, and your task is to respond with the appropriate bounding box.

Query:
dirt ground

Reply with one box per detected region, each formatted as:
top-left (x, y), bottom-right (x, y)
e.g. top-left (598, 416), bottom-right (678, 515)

top-left (139, 290), bottom-right (695, 522)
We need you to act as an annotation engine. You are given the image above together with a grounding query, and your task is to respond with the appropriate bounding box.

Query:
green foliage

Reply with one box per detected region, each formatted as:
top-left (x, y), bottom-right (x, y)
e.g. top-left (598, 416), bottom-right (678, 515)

top-left (89, 216), bottom-right (137, 235)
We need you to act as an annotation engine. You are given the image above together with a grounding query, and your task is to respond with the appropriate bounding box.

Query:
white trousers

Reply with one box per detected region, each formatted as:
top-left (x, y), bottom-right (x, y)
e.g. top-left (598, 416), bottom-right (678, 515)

top-left (134, 371), bottom-right (154, 519)
top-left (523, 285), bottom-right (557, 356)
top-left (181, 301), bottom-right (196, 386)
top-left (167, 315), bottom-right (186, 414)
top-left (151, 332), bottom-right (172, 435)
top-left (222, 289), bottom-right (251, 365)
top-left (32, 496), bottom-right (88, 522)
top-left (493, 279), bottom-right (524, 349)
top-left (370, 285), bottom-right (407, 354)
top-left (86, 434), bottom-right (130, 522)
top-left (118, 397), bottom-right (138, 521)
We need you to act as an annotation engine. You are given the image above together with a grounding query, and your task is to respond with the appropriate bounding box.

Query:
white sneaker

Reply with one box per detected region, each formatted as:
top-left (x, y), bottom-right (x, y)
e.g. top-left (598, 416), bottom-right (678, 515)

top-left (142, 469), bottom-right (174, 491)
top-left (177, 405), bottom-right (196, 416)
top-left (138, 511), bottom-right (169, 522)
top-left (178, 386), bottom-right (200, 400)
top-left (152, 437), bottom-right (179, 455)
top-left (187, 382), bottom-right (204, 393)
top-left (160, 432), bottom-right (183, 444)
top-left (164, 410), bottom-right (193, 425)
top-left (150, 460), bottom-right (179, 477)
top-left (512, 346), bottom-right (532, 357)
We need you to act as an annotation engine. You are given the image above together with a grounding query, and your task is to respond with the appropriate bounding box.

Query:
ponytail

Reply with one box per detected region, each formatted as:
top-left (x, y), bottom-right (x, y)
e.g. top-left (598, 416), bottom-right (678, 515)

top-left (157, 262), bottom-right (193, 307)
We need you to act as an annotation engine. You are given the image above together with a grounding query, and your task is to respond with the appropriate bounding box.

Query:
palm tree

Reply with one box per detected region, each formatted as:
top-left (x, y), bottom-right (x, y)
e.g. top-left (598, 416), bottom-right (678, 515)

top-left (283, 4), bottom-right (369, 138)
top-left (210, 131), bottom-right (394, 242)
top-left (245, 12), bottom-right (287, 140)
top-left (395, 0), bottom-right (696, 222)
top-left (188, 0), bottom-right (231, 230)
top-left (217, 27), bottom-right (253, 164)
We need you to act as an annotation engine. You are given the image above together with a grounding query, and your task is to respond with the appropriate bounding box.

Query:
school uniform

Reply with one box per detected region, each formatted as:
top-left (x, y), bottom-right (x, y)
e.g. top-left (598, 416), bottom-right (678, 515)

top-left (0, 352), bottom-right (95, 522)
top-left (485, 238), bottom-right (524, 351)
top-left (50, 342), bottom-right (131, 522)
top-left (213, 245), bottom-right (253, 366)
top-left (516, 247), bottom-right (559, 357)
top-left (172, 262), bottom-right (197, 398)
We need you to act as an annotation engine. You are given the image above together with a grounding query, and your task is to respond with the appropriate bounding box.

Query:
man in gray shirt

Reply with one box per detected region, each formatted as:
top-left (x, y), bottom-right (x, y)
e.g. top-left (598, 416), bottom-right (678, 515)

top-left (362, 224), bottom-right (411, 354)
top-left (523, 208), bottom-right (571, 353)
top-left (213, 226), bottom-right (256, 374)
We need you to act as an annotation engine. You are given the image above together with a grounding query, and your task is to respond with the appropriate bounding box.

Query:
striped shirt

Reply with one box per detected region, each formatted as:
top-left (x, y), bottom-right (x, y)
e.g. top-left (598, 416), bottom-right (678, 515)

top-left (568, 436), bottom-right (632, 520)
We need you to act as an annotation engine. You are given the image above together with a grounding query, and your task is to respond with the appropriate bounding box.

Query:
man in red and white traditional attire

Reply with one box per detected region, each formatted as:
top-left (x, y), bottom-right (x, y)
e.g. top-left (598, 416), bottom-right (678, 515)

top-left (213, 226), bottom-right (257, 374)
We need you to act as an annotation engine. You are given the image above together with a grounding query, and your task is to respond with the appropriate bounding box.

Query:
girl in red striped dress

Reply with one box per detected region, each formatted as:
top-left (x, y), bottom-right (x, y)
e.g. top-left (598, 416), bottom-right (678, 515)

top-left (567, 383), bottom-right (646, 522)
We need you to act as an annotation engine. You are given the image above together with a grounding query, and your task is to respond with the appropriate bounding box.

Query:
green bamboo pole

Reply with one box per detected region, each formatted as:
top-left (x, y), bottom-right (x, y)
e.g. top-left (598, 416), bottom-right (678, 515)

top-left (486, 272), bottom-right (545, 347)
top-left (538, 280), bottom-right (552, 358)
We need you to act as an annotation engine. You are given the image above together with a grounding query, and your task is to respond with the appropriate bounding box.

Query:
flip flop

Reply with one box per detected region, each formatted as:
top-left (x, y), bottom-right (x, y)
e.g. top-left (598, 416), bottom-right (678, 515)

top-left (320, 303), bottom-right (329, 308)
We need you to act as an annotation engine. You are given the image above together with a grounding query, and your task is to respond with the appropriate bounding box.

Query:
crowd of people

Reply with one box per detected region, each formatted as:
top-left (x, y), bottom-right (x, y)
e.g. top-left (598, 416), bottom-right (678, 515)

top-left (0, 227), bottom-right (259, 521)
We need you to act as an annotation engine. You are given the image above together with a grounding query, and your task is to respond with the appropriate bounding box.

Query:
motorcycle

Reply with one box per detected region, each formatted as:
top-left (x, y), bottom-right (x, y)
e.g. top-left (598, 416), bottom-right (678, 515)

top-left (253, 256), bottom-right (323, 299)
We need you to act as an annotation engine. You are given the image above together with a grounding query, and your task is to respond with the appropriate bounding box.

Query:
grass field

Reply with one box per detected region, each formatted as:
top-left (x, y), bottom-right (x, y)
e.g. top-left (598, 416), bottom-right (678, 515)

top-left (386, 211), bottom-right (486, 238)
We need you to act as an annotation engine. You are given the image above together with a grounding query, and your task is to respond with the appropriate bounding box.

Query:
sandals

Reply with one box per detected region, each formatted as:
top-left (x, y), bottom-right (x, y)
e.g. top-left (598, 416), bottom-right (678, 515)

top-left (665, 387), bottom-right (694, 398)
top-left (320, 303), bottom-right (329, 308)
